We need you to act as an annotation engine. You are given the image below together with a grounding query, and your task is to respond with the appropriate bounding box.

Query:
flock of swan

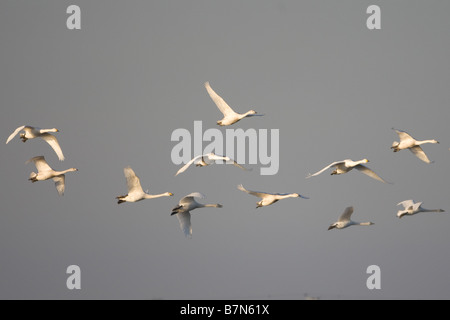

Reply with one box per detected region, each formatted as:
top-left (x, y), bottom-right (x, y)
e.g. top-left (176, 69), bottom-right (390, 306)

top-left (5, 81), bottom-right (447, 237)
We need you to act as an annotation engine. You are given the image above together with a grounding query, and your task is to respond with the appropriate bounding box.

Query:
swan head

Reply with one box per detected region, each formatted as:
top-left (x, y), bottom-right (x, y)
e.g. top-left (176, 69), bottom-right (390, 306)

top-left (53, 128), bottom-right (60, 132)
top-left (432, 140), bottom-right (439, 144)
top-left (391, 141), bottom-right (399, 148)
top-left (70, 168), bottom-right (78, 172)
top-left (248, 110), bottom-right (257, 115)
top-left (166, 192), bottom-right (174, 197)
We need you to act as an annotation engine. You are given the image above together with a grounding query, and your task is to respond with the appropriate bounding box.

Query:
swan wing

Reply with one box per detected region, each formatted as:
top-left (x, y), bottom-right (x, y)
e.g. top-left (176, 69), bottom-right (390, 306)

top-left (306, 161), bottom-right (343, 178)
top-left (176, 211), bottom-right (192, 238)
top-left (393, 128), bottom-right (414, 142)
top-left (204, 81), bottom-right (237, 117)
top-left (355, 164), bottom-right (389, 183)
top-left (26, 156), bottom-right (53, 172)
top-left (237, 184), bottom-right (268, 198)
top-left (40, 133), bottom-right (65, 161)
top-left (181, 192), bottom-right (206, 202)
top-left (6, 126), bottom-right (26, 144)
top-left (229, 160), bottom-right (250, 171)
top-left (124, 167), bottom-right (144, 194)
top-left (338, 206), bottom-right (354, 222)
top-left (175, 155), bottom-right (204, 176)
top-left (397, 200), bottom-right (415, 209)
top-left (409, 146), bottom-right (432, 163)
top-left (53, 175), bottom-right (66, 196)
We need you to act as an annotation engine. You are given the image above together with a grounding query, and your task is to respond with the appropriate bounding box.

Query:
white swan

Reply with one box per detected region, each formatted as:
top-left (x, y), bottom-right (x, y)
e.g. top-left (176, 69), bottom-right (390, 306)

top-left (237, 184), bottom-right (309, 208)
top-left (306, 159), bottom-right (389, 183)
top-left (205, 81), bottom-right (263, 126)
top-left (116, 167), bottom-right (173, 204)
top-left (397, 200), bottom-right (445, 218)
top-left (26, 156), bottom-right (78, 196)
top-left (171, 192), bottom-right (223, 238)
top-left (6, 126), bottom-right (65, 161)
top-left (328, 206), bottom-right (374, 230)
top-left (391, 128), bottom-right (439, 164)
top-left (175, 153), bottom-right (250, 176)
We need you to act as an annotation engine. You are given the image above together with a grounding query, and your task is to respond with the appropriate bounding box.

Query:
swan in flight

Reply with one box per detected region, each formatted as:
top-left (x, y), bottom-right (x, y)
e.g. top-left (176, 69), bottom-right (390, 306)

top-left (116, 167), bottom-right (173, 204)
top-left (6, 126), bottom-right (65, 161)
top-left (204, 81), bottom-right (263, 126)
top-left (26, 156), bottom-right (78, 196)
top-left (391, 128), bottom-right (439, 164)
top-left (306, 159), bottom-right (389, 183)
top-left (328, 206), bottom-right (374, 230)
top-left (171, 192), bottom-right (223, 238)
top-left (237, 184), bottom-right (309, 208)
top-left (397, 200), bottom-right (445, 218)
top-left (175, 153), bottom-right (250, 176)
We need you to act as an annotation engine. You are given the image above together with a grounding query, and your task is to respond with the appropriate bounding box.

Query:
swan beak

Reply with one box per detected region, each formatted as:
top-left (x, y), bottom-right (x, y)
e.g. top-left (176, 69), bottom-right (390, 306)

top-left (169, 193), bottom-right (174, 196)
top-left (328, 225), bottom-right (336, 230)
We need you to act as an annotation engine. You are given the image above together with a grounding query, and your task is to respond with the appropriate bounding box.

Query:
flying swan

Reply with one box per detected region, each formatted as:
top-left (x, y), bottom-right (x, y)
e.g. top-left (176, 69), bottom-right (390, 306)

top-left (237, 184), bottom-right (309, 208)
top-left (391, 128), bottom-right (439, 164)
top-left (26, 156), bottom-right (78, 196)
top-left (204, 81), bottom-right (263, 126)
top-left (171, 192), bottom-right (223, 238)
top-left (175, 153), bottom-right (250, 176)
top-left (328, 206), bottom-right (374, 230)
top-left (396, 200), bottom-right (445, 218)
top-left (6, 126), bottom-right (65, 161)
top-left (116, 166), bottom-right (173, 204)
top-left (306, 159), bottom-right (389, 183)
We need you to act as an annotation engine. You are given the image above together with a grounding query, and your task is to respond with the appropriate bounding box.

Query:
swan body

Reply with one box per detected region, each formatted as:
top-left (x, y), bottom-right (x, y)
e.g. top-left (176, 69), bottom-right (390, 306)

top-left (7, 126), bottom-right (65, 161)
top-left (26, 156), bottom-right (77, 196)
top-left (397, 200), bottom-right (445, 218)
top-left (205, 81), bottom-right (263, 126)
top-left (306, 159), bottom-right (389, 183)
top-left (391, 128), bottom-right (439, 163)
top-left (171, 192), bottom-right (223, 238)
top-left (328, 206), bottom-right (374, 230)
top-left (237, 184), bottom-right (309, 208)
top-left (175, 153), bottom-right (250, 176)
top-left (116, 167), bottom-right (173, 204)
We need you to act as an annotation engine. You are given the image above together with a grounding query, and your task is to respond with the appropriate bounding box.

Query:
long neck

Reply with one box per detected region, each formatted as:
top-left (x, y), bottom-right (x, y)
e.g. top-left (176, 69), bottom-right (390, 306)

top-left (203, 204), bottom-right (221, 208)
top-left (356, 222), bottom-right (373, 226)
top-left (55, 168), bottom-right (76, 175)
top-left (421, 208), bottom-right (444, 213)
top-left (417, 140), bottom-right (437, 145)
top-left (144, 193), bottom-right (171, 199)
top-left (41, 128), bottom-right (58, 133)
top-left (277, 194), bottom-right (296, 200)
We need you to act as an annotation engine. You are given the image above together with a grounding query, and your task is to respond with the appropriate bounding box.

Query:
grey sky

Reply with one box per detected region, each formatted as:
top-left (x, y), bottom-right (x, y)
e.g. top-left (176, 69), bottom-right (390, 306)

top-left (1, 1), bottom-right (450, 300)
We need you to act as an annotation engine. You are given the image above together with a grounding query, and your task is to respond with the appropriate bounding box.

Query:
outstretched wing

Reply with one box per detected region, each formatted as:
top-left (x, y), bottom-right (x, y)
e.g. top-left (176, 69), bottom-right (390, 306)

top-left (26, 156), bottom-right (53, 172)
top-left (409, 146), bottom-right (432, 163)
top-left (306, 161), bottom-right (343, 178)
top-left (204, 81), bottom-right (237, 117)
top-left (181, 192), bottom-right (206, 202)
top-left (393, 128), bottom-right (414, 142)
top-left (175, 211), bottom-right (192, 238)
top-left (175, 155), bottom-right (204, 176)
top-left (6, 126), bottom-right (26, 144)
top-left (124, 167), bottom-right (144, 194)
top-left (338, 206), bottom-right (354, 222)
top-left (53, 175), bottom-right (66, 196)
top-left (355, 165), bottom-right (390, 183)
top-left (397, 200), bottom-right (415, 209)
top-left (237, 184), bottom-right (269, 198)
top-left (40, 133), bottom-right (65, 161)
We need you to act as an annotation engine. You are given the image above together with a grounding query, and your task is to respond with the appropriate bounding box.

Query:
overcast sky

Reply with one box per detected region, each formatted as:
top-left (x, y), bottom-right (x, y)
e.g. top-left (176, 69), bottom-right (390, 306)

top-left (1, 1), bottom-right (450, 300)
